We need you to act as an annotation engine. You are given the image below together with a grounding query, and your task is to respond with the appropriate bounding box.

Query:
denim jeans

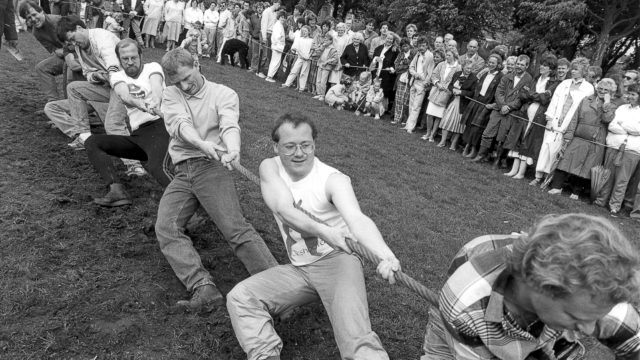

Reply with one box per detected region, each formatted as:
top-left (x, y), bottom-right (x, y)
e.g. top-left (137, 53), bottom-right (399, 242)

top-left (35, 54), bottom-right (65, 101)
top-left (227, 251), bottom-right (388, 360)
top-left (155, 157), bottom-right (278, 292)
top-left (67, 81), bottom-right (129, 136)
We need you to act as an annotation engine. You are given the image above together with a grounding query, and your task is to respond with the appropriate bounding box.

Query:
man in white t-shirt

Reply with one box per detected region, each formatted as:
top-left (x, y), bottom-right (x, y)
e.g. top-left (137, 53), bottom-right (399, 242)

top-left (84, 39), bottom-right (171, 207)
top-left (227, 113), bottom-right (401, 360)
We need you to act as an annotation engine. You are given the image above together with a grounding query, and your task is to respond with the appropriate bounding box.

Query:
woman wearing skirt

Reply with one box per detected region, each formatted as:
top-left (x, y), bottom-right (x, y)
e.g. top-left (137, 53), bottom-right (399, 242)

top-left (437, 60), bottom-right (477, 150)
top-left (422, 49), bottom-right (460, 142)
top-left (163, 0), bottom-right (185, 51)
top-left (142, 0), bottom-right (164, 48)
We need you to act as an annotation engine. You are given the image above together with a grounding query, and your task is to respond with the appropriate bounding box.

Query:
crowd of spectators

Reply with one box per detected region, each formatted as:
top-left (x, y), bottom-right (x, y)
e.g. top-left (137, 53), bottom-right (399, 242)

top-left (10, 0), bottom-right (640, 219)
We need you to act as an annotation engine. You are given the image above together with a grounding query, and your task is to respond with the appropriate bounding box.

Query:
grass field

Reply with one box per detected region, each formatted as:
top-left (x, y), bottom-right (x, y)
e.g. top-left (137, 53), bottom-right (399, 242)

top-left (1, 33), bottom-right (638, 359)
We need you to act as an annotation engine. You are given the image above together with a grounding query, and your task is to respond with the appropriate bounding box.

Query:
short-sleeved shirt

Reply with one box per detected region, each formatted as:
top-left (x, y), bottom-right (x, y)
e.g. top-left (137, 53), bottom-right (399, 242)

top-left (436, 234), bottom-right (640, 360)
top-left (109, 62), bottom-right (164, 131)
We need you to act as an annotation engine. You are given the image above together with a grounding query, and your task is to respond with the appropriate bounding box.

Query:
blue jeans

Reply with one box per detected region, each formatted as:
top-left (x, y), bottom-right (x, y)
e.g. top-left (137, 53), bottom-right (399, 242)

top-left (155, 157), bottom-right (278, 292)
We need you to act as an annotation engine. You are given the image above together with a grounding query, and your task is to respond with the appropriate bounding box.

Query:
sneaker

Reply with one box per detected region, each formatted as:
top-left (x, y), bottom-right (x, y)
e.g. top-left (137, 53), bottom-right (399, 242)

top-left (68, 135), bottom-right (86, 151)
top-left (265, 77), bottom-right (276, 83)
top-left (528, 178), bottom-right (541, 186)
top-left (257, 73), bottom-right (266, 78)
top-left (281, 84), bottom-right (289, 88)
top-left (548, 188), bottom-right (562, 195)
top-left (126, 164), bottom-right (148, 177)
top-left (94, 183), bottom-right (132, 207)
top-left (610, 209), bottom-right (619, 217)
top-left (375, 115), bottom-right (380, 120)
top-left (176, 284), bottom-right (224, 313)
top-left (420, 134), bottom-right (429, 140)
top-left (569, 193), bottom-right (579, 200)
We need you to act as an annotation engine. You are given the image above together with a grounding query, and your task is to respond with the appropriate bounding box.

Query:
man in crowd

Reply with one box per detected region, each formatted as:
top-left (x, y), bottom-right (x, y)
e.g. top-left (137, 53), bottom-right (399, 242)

top-left (156, 48), bottom-right (278, 312)
top-left (472, 54), bottom-right (533, 165)
top-left (434, 36), bottom-right (445, 53)
top-left (403, 36), bottom-right (435, 132)
top-left (556, 57), bottom-right (570, 81)
top-left (258, 0), bottom-right (280, 78)
top-left (623, 69), bottom-right (639, 93)
top-left (19, 1), bottom-right (83, 103)
top-left (56, 15), bottom-right (146, 175)
top-left (444, 33), bottom-right (454, 43)
top-left (227, 113), bottom-right (400, 360)
top-left (446, 39), bottom-right (457, 53)
top-left (122, 0), bottom-right (145, 47)
top-left (215, 0), bottom-right (233, 63)
top-left (1, 0), bottom-right (19, 55)
top-left (459, 39), bottom-right (485, 74)
top-left (84, 39), bottom-right (171, 207)
top-left (421, 213), bottom-right (640, 359)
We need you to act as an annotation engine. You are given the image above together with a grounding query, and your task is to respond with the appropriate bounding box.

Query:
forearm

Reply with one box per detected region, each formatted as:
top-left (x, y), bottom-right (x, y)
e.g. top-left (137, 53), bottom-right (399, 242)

top-left (220, 128), bottom-right (241, 153)
top-left (348, 214), bottom-right (395, 259)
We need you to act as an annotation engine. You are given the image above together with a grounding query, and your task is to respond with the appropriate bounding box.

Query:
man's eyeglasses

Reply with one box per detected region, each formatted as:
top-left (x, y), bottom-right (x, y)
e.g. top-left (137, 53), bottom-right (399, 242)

top-left (279, 142), bottom-right (314, 156)
top-left (624, 76), bottom-right (634, 80)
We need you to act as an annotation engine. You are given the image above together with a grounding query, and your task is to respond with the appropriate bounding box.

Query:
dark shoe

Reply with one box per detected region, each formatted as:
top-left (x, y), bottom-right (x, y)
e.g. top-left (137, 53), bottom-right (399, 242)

top-left (177, 284), bottom-right (224, 313)
top-left (465, 148), bottom-right (478, 158)
top-left (93, 183), bottom-right (132, 207)
top-left (471, 153), bottom-right (487, 162)
top-left (499, 159), bottom-right (508, 169)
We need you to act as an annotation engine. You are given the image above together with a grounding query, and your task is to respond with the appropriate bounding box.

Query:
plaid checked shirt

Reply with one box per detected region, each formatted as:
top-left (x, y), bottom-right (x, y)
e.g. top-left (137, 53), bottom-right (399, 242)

top-left (437, 234), bottom-right (640, 360)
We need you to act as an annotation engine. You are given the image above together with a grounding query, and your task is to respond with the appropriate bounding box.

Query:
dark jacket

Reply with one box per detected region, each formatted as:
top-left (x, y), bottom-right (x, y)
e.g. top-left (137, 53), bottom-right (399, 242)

top-left (123, 0), bottom-right (144, 16)
top-left (249, 13), bottom-right (260, 39)
top-left (448, 70), bottom-right (477, 114)
top-left (340, 43), bottom-right (369, 78)
top-left (461, 70), bottom-right (503, 127)
top-left (494, 71), bottom-right (533, 110)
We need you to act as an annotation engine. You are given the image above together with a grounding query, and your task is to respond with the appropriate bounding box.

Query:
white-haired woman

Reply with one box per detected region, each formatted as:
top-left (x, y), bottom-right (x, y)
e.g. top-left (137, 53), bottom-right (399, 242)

top-left (329, 22), bottom-right (351, 86)
top-left (535, 57), bottom-right (594, 185)
top-left (547, 78), bottom-right (618, 199)
top-left (340, 31), bottom-right (369, 78)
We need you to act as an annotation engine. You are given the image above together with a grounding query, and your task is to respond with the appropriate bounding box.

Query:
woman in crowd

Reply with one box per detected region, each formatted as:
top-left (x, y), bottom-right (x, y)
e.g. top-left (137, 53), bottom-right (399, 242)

top-left (503, 55), bottom-right (559, 179)
top-left (329, 22), bottom-right (350, 87)
top-left (368, 21), bottom-right (389, 58)
top-left (461, 53), bottom-right (503, 158)
top-left (203, 2), bottom-right (219, 58)
top-left (437, 59), bottom-right (477, 149)
top-left (422, 48), bottom-right (460, 140)
top-left (340, 32), bottom-right (369, 79)
top-left (391, 37), bottom-right (415, 125)
top-left (142, 0), bottom-right (164, 48)
top-left (370, 32), bottom-right (398, 114)
top-left (594, 84), bottom-right (640, 214)
top-left (313, 31), bottom-right (339, 101)
top-left (360, 18), bottom-right (377, 51)
top-left (282, 25), bottom-right (314, 91)
top-left (546, 78), bottom-right (618, 198)
top-left (265, 10), bottom-right (286, 82)
top-left (183, 0), bottom-right (204, 44)
top-left (307, 19), bottom-right (331, 95)
top-left (163, 0), bottom-right (185, 51)
top-left (533, 57), bottom-right (594, 186)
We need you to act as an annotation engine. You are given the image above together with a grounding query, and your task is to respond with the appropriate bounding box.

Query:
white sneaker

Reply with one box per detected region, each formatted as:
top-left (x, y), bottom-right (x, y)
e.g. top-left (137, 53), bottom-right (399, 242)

top-left (126, 164), bottom-right (148, 177)
top-left (68, 135), bottom-right (86, 150)
top-left (265, 77), bottom-right (276, 83)
top-left (569, 193), bottom-right (579, 200)
top-left (257, 73), bottom-right (266, 78)
top-left (548, 188), bottom-right (562, 195)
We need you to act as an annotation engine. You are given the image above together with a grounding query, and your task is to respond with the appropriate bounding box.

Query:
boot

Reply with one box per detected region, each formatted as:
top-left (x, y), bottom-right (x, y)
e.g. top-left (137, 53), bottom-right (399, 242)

top-left (504, 159), bottom-right (520, 177)
top-left (94, 183), bottom-right (132, 207)
top-left (471, 146), bottom-right (489, 162)
top-left (491, 145), bottom-right (504, 169)
top-left (177, 284), bottom-right (224, 313)
top-left (462, 144), bottom-right (471, 157)
top-left (466, 147), bottom-right (478, 159)
top-left (513, 161), bottom-right (527, 179)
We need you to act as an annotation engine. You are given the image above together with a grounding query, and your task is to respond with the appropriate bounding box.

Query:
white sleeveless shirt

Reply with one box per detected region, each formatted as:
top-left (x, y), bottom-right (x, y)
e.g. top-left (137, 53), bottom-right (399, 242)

top-left (274, 157), bottom-right (349, 266)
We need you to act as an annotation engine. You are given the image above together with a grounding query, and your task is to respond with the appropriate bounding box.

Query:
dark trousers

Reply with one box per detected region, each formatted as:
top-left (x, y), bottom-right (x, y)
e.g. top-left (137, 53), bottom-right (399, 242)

top-left (221, 39), bottom-right (249, 68)
top-left (85, 120), bottom-right (172, 187)
top-left (259, 33), bottom-right (272, 75)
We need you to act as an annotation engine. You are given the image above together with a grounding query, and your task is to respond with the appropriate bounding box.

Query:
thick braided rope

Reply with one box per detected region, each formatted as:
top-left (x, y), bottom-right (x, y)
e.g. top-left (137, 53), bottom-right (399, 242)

top-left (228, 157), bottom-right (440, 307)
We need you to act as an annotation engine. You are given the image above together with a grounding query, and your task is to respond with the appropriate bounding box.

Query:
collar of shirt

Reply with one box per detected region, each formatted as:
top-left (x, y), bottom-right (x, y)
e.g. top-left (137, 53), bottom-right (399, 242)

top-left (184, 75), bottom-right (209, 100)
top-left (572, 78), bottom-right (584, 86)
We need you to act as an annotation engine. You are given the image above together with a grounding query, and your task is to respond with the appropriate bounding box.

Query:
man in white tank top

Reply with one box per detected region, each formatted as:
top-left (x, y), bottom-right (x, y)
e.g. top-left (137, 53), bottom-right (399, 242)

top-left (227, 113), bottom-right (401, 360)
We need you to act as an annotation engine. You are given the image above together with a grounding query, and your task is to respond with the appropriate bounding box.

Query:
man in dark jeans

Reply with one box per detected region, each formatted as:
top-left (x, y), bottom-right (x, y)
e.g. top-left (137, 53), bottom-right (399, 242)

top-left (84, 39), bottom-right (172, 207)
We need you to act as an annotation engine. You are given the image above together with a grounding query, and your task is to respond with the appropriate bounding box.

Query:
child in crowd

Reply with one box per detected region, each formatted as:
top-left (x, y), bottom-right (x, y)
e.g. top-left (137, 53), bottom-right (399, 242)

top-left (103, 12), bottom-right (124, 38)
top-left (313, 32), bottom-right (339, 102)
top-left (324, 76), bottom-right (353, 110)
top-left (282, 25), bottom-right (314, 92)
top-left (181, 21), bottom-right (207, 63)
top-left (353, 71), bottom-right (371, 116)
top-left (364, 78), bottom-right (387, 119)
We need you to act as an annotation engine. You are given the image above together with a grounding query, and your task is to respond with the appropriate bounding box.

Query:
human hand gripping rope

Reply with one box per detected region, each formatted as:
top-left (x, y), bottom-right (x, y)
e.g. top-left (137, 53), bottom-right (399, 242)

top-left (213, 149), bottom-right (440, 307)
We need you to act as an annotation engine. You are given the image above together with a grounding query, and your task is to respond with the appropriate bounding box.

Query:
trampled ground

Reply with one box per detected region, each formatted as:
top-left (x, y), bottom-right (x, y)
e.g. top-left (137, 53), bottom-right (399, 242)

top-left (1, 33), bottom-right (638, 359)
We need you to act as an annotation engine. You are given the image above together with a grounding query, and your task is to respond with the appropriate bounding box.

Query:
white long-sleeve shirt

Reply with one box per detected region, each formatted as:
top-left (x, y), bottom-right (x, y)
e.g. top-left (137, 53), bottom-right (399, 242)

top-left (203, 9), bottom-right (219, 28)
top-left (292, 36), bottom-right (314, 59)
top-left (183, 7), bottom-right (203, 30)
top-left (270, 21), bottom-right (285, 51)
top-left (607, 104), bottom-right (640, 153)
top-left (260, 6), bottom-right (277, 40)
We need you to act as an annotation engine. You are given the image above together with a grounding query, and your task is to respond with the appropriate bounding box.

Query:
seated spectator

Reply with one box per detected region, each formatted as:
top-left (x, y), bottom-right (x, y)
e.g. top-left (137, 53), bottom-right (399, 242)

top-left (19, 1), bottom-right (83, 103)
top-left (391, 37), bottom-right (415, 125)
top-left (84, 39), bottom-right (171, 206)
top-left (535, 57), bottom-right (594, 184)
top-left (547, 78), bottom-right (617, 199)
top-left (340, 32), bottom-right (369, 79)
top-left (421, 213), bottom-right (640, 359)
top-left (220, 38), bottom-right (250, 68)
top-left (57, 15), bottom-right (146, 175)
top-left (504, 55), bottom-right (558, 180)
top-left (352, 71), bottom-right (371, 115)
top-left (282, 25), bottom-right (314, 91)
top-left (402, 37), bottom-right (435, 130)
top-left (325, 76), bottom-right (352, 110)
top-left (421, 48), bottom-right (460, 139)
top-left (461, 53), bottom-right (503, 158)
top-left (437, 59), bottom-right (477, 150)
top-left (594, 84), bottom-right (640, 215)
top-left (312, 32), bottom-right (338, 101)
top-left (364, 77), bottom-right (387, 119)
top-left (265, 10), bottom-right (286, 82)
top-left (227, 113), bottom-right (400, 360)
top-left (156, 48), bottom-right (278, 312)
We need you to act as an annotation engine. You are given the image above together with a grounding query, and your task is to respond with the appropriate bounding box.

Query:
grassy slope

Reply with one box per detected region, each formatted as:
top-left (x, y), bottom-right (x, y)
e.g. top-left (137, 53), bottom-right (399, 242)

top-left (1, 33), bottom-right (637, 359)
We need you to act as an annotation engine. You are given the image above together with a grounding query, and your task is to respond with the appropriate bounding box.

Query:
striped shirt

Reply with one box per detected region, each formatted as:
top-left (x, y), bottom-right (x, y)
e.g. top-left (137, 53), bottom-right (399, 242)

top-left (436, 234), bottom-right (640, 360)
